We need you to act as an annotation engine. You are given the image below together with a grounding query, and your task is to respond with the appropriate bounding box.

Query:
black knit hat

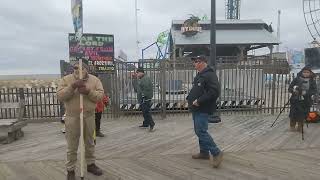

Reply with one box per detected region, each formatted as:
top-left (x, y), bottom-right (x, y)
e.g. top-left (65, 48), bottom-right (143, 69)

top-left (136, 67), bottom-right (144, 73)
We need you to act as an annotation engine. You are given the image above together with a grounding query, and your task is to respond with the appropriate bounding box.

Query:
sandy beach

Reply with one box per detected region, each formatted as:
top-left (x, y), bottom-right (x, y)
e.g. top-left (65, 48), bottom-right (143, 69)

top-left (0, 74), bottom-right (60, 88)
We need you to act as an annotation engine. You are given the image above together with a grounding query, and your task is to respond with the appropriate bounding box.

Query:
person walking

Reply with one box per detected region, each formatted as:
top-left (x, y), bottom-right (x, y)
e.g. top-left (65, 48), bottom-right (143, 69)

top-left (186, 55), bottom-right (223, 168)
top-left (132, 67), bottom-right (155, 131)
top-left (57, 62), bottom-right (104, 180)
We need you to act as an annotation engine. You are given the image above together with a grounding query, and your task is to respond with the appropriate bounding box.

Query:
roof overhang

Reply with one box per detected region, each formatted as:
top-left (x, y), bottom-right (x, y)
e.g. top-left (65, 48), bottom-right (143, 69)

top-left (171, 19), bottom-right (279, 47)
top-left (172, 29), bottom-right (280, 46)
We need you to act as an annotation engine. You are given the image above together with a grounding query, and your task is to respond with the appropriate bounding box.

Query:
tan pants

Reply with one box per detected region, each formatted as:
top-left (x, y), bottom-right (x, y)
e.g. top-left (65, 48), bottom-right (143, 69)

top-left (65, 112), bottom-right (96, 171)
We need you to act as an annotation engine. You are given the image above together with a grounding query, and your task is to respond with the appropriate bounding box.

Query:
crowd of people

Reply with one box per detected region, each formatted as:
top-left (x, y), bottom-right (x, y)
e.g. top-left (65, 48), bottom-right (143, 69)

top-left (57, 56), bottom-right (316, 180)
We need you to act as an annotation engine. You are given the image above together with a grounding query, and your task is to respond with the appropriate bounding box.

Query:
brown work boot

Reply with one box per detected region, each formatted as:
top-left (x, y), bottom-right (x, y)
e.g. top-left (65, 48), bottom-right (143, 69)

top-left (192, 153), bottom-right (210, 160)
top-left (210, 151), bottom-right (223, 168)
top-left (66, 170), bottom-right (75, 180)
top-left (87, 163), bottom-right (103, 176)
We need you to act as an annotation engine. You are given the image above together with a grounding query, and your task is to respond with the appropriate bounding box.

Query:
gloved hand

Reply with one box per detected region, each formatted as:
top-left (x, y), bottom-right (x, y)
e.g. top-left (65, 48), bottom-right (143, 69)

top-left (78, 86), bottom-right (90, 95)
top-left (293, 85), bottom-right (300, 94)
top-left (72, 80), bottom-right (85, 89)
top-left (131, 72), bottom-right (137, 79)
top-left (192, 99), bottom-right (200, 107)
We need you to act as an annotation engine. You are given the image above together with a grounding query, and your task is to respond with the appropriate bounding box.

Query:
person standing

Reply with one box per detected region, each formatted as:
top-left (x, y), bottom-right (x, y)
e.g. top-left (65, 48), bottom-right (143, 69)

top-left (57, 62), bottom-right (104, 180)
top-left (186, 55), bottom-right (223, 168)
top-left (95, 94), bottom-right (109, 137)
top-left (288, 67), bottom-right (317, 132)
top-left (132, 67), bottom-right (155, 131)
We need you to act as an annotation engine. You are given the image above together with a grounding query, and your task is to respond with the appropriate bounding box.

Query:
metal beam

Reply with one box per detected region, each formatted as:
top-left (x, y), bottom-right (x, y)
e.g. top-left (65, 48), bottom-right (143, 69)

top-left (210, 0), bottom-right (216, 68)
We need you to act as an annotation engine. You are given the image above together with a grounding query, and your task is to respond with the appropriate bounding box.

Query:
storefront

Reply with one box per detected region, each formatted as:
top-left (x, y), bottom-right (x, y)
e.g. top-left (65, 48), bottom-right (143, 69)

top-left (169, 18), bottom-right (280, 61)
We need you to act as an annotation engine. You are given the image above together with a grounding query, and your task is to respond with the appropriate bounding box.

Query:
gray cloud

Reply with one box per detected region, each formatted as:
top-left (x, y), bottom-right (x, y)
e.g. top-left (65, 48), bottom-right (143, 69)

top-left (0, 0), bottom-right (315, 75)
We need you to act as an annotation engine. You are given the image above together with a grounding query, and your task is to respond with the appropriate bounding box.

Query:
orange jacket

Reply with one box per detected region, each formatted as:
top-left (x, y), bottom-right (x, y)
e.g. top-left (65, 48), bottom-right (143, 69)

top-left (95, 95), bottom-right (109, 113)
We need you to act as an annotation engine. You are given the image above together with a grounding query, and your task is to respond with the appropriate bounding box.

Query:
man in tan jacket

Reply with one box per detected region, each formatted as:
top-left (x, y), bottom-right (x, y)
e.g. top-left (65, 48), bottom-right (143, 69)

top-left (57, 62), bottom-right (104, 180)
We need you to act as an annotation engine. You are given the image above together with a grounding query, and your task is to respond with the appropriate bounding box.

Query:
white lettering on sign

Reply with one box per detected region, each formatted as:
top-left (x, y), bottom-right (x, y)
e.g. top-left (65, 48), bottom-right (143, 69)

top-left (181, 26), bottom-right (202, 33)
top-left (98, 66), bottom-right (115, 71)
top-left (93, 61), bottom-right (114, 66)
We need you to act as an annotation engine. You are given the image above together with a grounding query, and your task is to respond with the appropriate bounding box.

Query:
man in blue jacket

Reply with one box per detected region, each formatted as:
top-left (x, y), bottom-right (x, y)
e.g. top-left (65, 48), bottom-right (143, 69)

top-left (186, 55), bottom-right (223, 168)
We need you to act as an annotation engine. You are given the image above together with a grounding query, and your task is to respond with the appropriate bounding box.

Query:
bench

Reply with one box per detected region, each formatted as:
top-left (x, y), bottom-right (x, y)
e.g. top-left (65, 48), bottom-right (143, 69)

top-left (0, 101), bottom-right (27, 144)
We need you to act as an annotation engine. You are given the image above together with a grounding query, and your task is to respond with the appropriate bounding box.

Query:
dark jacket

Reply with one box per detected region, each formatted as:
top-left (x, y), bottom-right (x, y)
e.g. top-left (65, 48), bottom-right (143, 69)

top-left (288, 70), bottom-right (317, 119)
top-left (186, 66), bottom-right (220, 113)
top-left (133, 75), bottom-right (153, 103)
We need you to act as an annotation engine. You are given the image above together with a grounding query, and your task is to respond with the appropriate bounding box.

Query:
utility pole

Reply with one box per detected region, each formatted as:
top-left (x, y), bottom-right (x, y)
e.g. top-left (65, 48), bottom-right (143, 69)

top-left (210, 0), bottom-right (216, 67)
top-left (276, 10), bottom-right (281, 52)
top-left (135, 0), bottom-right (140, 61)
top-left (210, 0), bottom-right (222, 122)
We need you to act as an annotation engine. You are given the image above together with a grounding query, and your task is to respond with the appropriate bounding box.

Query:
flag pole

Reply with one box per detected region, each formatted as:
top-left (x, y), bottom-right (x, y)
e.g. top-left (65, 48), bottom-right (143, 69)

top-left (79, 59), bottom-right (85, 179)
top-left (71, 0), bottom-right (84, 179)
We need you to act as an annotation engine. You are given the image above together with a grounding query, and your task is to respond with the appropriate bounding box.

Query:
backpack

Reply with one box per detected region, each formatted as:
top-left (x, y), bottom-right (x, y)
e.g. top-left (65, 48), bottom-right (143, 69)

top-left (306, 111), bottom-right (319, 123)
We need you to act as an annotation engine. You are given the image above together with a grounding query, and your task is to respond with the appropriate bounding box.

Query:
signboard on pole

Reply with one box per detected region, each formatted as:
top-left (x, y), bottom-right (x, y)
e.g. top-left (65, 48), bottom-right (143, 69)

top-left (69, 33), bottom-right (115, 73)
top-left (71, 0), bottom-right (83, 41)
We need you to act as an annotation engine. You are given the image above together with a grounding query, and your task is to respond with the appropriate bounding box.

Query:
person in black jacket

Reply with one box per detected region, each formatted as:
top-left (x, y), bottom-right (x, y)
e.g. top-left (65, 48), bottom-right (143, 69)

top-left (288, 67), bottom-right (317, 132)
top-left (186, 55), bottom-right (223, 168)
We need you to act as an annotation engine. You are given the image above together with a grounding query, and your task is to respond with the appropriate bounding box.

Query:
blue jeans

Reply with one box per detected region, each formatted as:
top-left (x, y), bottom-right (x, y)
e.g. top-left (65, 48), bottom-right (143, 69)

top-left (192, 112), bottom-right (220, 156)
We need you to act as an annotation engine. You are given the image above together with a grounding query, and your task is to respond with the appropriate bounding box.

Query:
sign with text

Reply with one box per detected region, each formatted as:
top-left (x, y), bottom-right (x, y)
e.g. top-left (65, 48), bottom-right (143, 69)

top-left (69, 33), bottom-right (115, 73)
top-left (181, 16), bottom-right (202, 37)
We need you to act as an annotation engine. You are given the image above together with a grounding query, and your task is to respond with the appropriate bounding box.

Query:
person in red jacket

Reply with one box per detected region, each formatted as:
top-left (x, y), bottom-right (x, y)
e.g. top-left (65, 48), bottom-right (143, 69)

top-left (95, 95), bottom-right (109, 137)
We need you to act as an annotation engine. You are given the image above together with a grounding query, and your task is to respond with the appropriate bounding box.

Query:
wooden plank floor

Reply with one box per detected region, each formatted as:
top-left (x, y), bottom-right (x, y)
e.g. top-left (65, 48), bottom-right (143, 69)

top-left (1, 114), bottom-right (320, 180)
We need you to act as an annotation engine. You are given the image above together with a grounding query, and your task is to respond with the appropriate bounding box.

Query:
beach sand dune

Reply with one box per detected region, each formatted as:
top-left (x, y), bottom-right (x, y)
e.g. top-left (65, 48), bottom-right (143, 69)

top-left (0, 74), bottom-right (60, 89)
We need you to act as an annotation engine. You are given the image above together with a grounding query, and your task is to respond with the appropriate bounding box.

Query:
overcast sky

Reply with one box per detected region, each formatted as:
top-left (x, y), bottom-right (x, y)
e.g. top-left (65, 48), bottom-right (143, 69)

top-left (0, 0), bottom-right (313, 75)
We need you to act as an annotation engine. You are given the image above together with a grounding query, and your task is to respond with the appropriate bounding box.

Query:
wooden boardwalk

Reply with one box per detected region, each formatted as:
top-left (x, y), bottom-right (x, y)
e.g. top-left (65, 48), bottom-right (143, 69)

top-left (1, 114), bottom-right (320, 180)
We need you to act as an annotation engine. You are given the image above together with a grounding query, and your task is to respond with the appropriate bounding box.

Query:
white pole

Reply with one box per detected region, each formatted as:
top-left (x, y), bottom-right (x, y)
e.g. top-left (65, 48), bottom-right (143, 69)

top-left (276, 10), bottom-right (281, 52)
top-left (79, 59), bottom-right (85, 179)
top-left (135, 0), bottom-right (139, 60)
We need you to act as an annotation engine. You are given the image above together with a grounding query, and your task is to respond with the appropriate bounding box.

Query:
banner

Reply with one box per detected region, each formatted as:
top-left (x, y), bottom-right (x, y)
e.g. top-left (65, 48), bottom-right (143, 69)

top-left (71, 0), bottom-right (83, 41)
top-left (69, 33), bottom-right (115, 73)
